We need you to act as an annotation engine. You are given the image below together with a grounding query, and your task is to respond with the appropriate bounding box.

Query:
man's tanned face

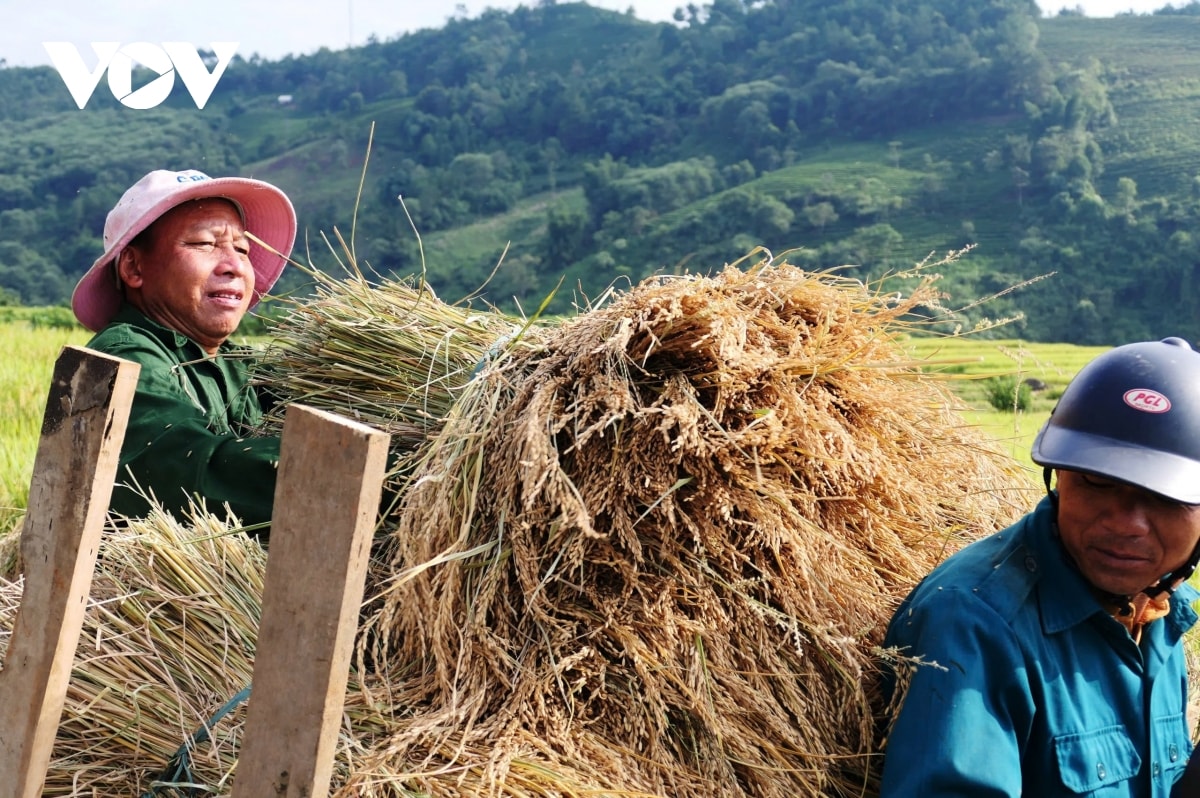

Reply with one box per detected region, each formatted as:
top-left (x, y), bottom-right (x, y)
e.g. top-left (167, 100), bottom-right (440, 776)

top-left (118, 198), bottom-right (254, 354)
top-left (1056, 469), bottom-right (1200, 597)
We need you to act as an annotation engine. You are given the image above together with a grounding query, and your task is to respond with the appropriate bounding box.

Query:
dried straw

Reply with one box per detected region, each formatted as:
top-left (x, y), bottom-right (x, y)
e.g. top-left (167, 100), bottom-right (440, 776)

top-left (0, 254), bottom-right (1033, 796)
top-left (342, 257), bottom-right (1031, 796)
top-left (0, 507), bottom-right (397, 796)
top-left (0, 509), bottom-right (260, 795)
top-left (253, 268), bottom-right (538, 455)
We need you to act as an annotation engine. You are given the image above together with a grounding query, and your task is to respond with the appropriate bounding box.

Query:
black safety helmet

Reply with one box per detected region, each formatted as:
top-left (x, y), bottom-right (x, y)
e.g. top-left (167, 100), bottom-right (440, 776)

top-left (1031, 337), bottom-right (1200, 505)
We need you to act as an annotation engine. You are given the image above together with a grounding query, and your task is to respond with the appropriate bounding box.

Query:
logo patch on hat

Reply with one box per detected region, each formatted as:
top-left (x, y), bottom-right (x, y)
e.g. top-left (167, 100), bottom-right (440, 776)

top-left (1124, 389), bottom-right (1171, 413)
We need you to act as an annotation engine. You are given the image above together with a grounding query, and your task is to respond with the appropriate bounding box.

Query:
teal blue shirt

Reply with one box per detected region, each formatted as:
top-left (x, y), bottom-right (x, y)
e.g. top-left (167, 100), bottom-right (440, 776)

top-left (881, 495), bottom-right (1198, 797)
top-left (85, 305), bottom-right (279, 533)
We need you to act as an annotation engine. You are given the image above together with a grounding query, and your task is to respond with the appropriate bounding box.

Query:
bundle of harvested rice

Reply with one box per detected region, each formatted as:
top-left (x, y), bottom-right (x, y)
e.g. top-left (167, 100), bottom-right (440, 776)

top-left (0, 510), bottom-right (265, 795)
top-left (1, 255), bottom-right (1032, 796)
top-left (253, 266), bottom-right (539, 454)
top-left (0, 507), bottom-right (396, 796)
top-left (330, 258), bottom-right (1031, 796)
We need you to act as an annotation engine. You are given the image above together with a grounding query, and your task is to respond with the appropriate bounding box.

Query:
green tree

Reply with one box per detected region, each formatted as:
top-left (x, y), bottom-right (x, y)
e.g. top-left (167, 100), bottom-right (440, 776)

top-left (544, 206), bottom-right (589, 270)
top-left (804, 201), bottom-right (838, 232)
top-left (1111, 176), bottom-right (1137, 216)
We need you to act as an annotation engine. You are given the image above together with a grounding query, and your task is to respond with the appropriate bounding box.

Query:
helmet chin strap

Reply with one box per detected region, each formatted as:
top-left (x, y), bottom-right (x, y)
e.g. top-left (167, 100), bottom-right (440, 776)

top-left (1043, 467), bottom-right (1200, 612)
top-left (1143, 540), bottom-right (1200, 601)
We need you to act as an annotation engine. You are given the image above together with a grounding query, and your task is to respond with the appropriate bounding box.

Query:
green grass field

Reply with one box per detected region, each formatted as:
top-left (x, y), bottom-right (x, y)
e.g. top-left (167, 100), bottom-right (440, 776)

top-left (900, 335), bottom-right (1110, 465)
top-left (0, 312), bottom-right (91, 532)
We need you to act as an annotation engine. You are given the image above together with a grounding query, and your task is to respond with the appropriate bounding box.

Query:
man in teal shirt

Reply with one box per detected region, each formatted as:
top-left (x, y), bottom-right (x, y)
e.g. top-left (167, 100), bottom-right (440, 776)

top-left (881, 338), bottom-right (1200, 797)
top-left (71, 169), bottom-right (297, 537)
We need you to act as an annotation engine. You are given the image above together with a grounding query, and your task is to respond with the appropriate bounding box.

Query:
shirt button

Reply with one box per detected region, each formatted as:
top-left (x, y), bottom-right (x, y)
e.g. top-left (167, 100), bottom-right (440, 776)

top-left (1024, 555), bottom-right (1038, 573)
top-left (1170, 745), bottom-right (1180, 762)
top-left (1154, 762), bottom-right (1162, 777)
top-left (1097, 763), bottom-right (1107, 780)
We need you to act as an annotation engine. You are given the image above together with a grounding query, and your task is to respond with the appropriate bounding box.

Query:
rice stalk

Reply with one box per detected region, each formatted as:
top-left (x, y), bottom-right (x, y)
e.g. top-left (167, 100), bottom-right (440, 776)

top-left (255, 267), bottom-right (540, 454)
top-left (1, 252), bottom-right (1034, 797)
top-left (346, 256), bottom-right (1031, 796)
top-left (0, 508), bottom-right (391, 796)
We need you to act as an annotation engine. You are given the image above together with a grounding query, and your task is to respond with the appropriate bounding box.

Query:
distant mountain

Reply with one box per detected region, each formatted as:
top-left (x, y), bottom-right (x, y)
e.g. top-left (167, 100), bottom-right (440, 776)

top-left (3, 0), bottom-right (1200, 344)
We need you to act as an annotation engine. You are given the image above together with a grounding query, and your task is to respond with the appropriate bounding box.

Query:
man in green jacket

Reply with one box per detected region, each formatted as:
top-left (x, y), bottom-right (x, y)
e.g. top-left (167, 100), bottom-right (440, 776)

top-left (71, 169), bottom-right (297, 537)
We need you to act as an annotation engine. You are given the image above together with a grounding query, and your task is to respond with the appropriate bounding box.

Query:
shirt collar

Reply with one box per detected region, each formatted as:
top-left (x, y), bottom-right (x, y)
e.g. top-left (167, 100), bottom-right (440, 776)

top-left (1029, 498), bottom-right (1106, 635)
top-left (111, 303), bottom-right (239, 357)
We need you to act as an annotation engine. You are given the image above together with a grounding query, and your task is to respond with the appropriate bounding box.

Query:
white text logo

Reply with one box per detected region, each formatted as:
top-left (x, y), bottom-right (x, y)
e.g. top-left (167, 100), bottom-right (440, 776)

top-left (43, 42), bottom-right (238, 110)
top-left (1123, 388), bottom-right (1172, 414)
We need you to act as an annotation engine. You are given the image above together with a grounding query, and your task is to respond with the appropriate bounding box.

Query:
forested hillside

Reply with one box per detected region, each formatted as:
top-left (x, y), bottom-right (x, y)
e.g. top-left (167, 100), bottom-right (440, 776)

top-left (3, 0), bottom-right (1200, 344)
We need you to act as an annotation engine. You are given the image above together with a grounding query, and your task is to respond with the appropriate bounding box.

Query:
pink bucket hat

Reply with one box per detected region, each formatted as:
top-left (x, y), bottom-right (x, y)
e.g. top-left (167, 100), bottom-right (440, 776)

top-left (71, 169), bottom-right (298, 331)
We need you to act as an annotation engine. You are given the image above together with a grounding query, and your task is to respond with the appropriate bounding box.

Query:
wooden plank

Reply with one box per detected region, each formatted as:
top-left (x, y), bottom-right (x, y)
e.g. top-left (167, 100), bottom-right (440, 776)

top-left (0, 346), bottom-right (139, 798)
top-left (233, 404), bottom-right (390, 798)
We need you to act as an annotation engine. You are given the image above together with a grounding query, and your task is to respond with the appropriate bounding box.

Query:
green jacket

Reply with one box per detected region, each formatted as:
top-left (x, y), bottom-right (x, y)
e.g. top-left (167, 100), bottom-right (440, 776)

top-left (85, 305), bottom-right (278, 534)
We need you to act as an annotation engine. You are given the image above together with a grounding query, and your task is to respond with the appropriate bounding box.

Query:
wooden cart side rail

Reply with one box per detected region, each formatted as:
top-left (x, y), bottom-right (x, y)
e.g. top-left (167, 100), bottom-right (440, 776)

top-left (0, 346), bottom-right (391, 798)
top-left (233, 403), bottom-right (390, 797)
top-left (0, 346), bottom-right (140, 798)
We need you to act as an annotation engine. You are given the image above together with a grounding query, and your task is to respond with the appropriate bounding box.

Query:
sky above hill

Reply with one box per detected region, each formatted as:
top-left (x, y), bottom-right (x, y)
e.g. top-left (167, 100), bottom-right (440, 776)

top-left (0, 0), bottom-right (1182, 69)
